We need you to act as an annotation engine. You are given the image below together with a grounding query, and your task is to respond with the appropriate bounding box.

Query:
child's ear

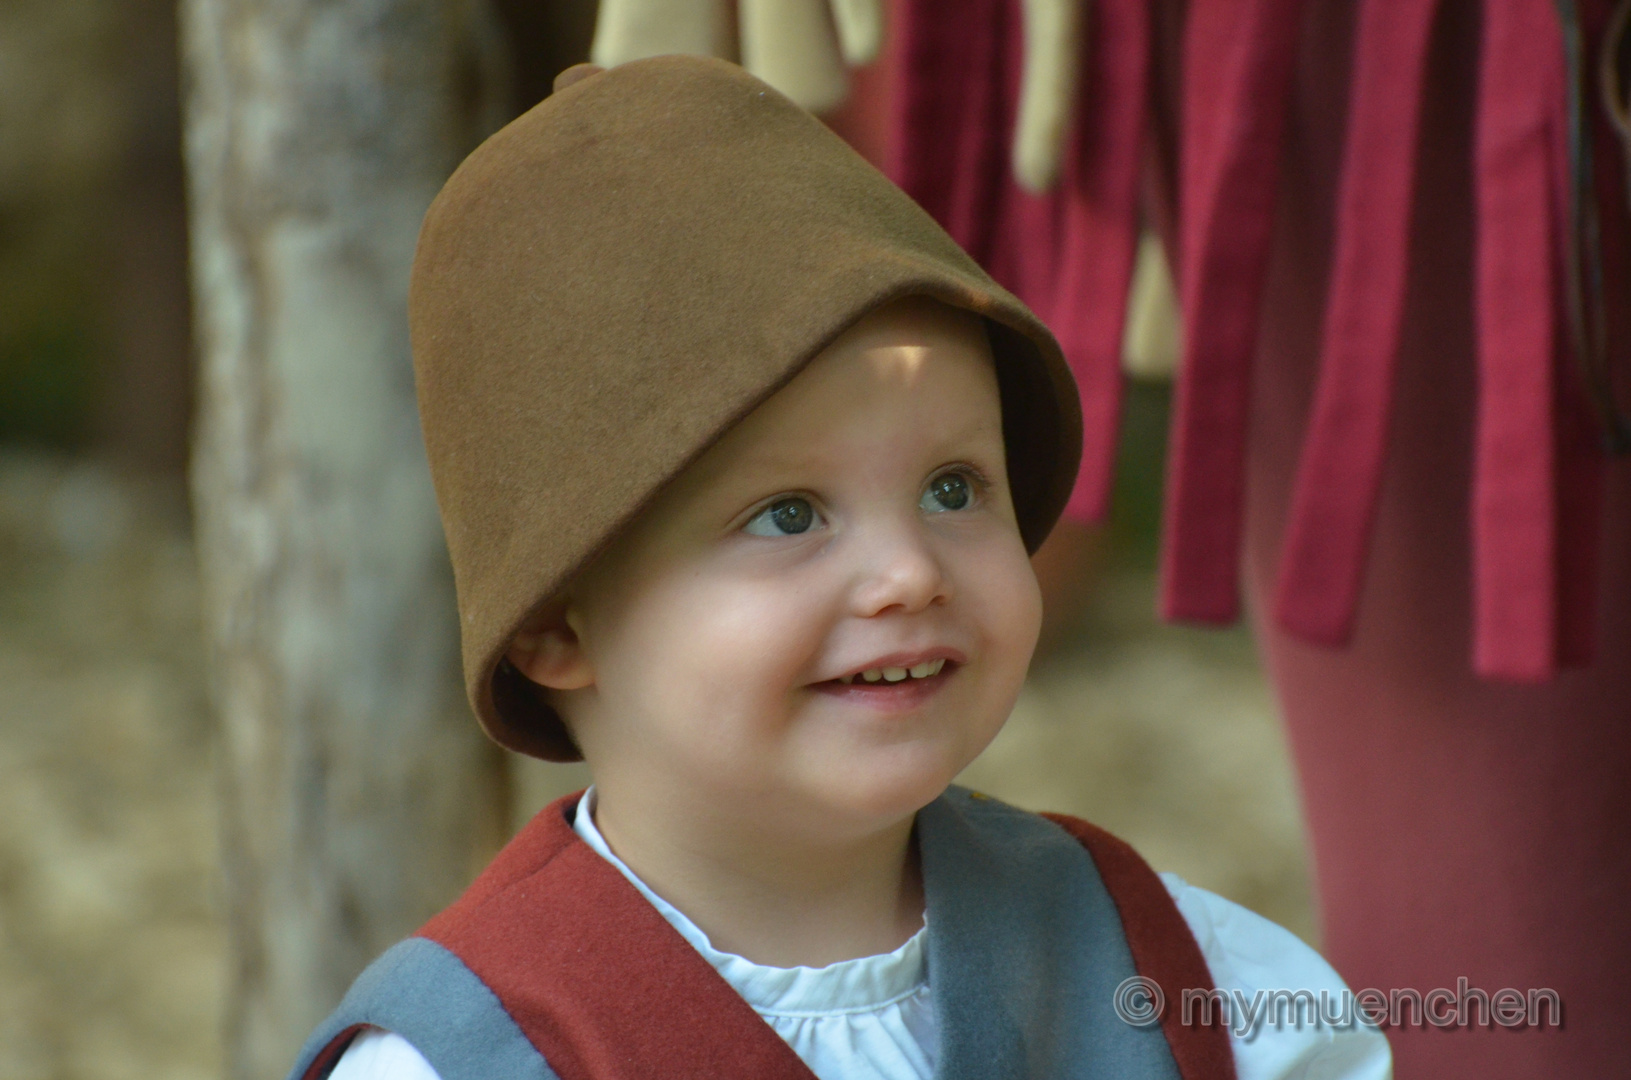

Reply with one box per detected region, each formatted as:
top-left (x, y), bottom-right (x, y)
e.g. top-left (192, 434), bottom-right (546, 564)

top-left (506, 605), bottom-right (594, 691)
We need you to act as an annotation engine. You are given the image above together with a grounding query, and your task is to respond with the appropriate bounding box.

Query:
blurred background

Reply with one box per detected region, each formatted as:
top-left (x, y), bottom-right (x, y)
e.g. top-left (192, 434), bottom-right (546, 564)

top-left (0, 1), bottom-right (1312, 1077)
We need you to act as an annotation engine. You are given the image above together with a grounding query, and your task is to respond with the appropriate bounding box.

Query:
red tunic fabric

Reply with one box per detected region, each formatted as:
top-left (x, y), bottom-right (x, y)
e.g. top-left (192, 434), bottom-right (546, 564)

top-left (1244, 4), bottom-right (1631, 1075)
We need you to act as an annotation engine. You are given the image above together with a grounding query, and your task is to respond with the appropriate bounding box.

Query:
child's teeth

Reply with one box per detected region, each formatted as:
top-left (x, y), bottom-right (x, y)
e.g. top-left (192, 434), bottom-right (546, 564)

top-left (847, 660), bottom-right (948, 684)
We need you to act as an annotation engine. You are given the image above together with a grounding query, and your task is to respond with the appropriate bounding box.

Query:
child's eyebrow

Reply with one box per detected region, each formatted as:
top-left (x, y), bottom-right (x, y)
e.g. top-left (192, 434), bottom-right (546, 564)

top-left (731, 418), bottom-right (1006, 479)
top-left (932, 414), bottom-right (1006, 450)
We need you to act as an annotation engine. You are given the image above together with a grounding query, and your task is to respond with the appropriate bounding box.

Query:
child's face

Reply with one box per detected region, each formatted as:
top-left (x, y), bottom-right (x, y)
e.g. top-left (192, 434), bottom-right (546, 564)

top-left (515, 299), bottom-right (1042, 838)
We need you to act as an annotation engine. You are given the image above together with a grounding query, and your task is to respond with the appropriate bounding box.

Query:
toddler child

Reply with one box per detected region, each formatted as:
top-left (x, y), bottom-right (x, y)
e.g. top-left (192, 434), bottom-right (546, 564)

top-left (291, 55), bottom-right (1392, 1080)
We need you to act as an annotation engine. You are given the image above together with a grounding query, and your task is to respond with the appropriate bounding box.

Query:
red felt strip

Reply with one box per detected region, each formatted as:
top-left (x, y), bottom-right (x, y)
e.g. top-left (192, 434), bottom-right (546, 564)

top-left (1273, 0), bottom-right (1441, 645)
top-left (885, 0), bottom-right (1008, 261)
top-left (1161, 0), bottom-right (1309, 625)
top-left (1055, 0), bottom-right (1150, 524)
top-left (1472, 0), bottom-right (1563, 680)
top-left (1043, 814), bottom-right (1239, 1080)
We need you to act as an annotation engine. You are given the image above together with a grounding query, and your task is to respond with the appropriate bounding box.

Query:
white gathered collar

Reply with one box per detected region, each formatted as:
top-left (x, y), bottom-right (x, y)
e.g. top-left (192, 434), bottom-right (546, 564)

top-left (571, 786), bottom-right (929, 1018)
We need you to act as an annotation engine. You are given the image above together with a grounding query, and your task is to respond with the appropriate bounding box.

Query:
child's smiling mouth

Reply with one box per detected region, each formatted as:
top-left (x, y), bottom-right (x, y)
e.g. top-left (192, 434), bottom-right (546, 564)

top-left (837, 658), bottom-right (947, 684)
top-left (810, 652), bottom-right (964, 709)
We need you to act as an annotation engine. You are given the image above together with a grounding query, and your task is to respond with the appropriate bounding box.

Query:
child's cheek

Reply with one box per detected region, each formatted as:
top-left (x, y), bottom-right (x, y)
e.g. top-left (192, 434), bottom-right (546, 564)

top-left (634, 567), bottom-right (825, 722)
top-left (971, 538), bottom-right (1043, 677)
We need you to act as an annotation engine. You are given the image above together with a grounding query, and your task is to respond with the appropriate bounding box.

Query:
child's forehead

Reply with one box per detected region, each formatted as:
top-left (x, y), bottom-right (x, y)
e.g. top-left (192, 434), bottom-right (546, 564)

top-left (684, 307), bottom-right (1004, 484)
top-left (723, 404), bottom-right (1004, 476)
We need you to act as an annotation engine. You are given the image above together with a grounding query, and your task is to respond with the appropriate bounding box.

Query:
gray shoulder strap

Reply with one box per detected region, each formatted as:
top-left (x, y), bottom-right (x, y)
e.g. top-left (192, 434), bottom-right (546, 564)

top-left (918, 787), bottom-right (1184, 1080)
top-left (285, 937), bottom-right (560, 1080)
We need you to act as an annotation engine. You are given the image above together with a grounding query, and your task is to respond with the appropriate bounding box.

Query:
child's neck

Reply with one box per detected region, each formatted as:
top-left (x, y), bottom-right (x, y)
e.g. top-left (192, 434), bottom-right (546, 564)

top-left (590, 785), bottom-right (925, 969)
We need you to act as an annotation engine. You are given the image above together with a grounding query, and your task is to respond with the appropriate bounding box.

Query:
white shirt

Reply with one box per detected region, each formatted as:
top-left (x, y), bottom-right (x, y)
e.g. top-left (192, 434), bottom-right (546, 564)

top-left (331, 791), bottom-right (1391, 1080)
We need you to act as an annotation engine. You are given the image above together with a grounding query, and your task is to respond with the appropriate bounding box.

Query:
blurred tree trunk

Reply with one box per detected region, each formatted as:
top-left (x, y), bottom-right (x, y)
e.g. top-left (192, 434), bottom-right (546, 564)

top-left (179, 2), bottom-right (513, 1077)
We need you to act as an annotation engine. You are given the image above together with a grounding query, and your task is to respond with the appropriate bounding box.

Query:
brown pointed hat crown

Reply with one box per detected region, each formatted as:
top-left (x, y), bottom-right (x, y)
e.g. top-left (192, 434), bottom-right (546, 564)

top-left (410, 55), bottom-right (1082, 761)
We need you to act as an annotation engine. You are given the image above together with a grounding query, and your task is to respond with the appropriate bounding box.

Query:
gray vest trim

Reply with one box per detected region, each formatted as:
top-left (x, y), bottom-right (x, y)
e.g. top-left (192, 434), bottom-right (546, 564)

top-left (285, 937), bottom-right (559, 1080)
top-left (919, 786), bottom-right (1183, 1080)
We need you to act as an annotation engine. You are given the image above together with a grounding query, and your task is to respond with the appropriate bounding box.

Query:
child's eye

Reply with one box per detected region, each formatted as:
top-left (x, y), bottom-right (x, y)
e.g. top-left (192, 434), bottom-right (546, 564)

top-left (744, 496), bottom-right (824, 536)
top-left (921, 471), bottom-right (974, 513)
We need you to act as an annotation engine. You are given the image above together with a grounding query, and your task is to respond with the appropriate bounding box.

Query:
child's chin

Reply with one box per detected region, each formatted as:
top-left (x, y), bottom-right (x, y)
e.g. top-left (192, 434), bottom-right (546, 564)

top-left (810, 761), bottom-right (963, 828)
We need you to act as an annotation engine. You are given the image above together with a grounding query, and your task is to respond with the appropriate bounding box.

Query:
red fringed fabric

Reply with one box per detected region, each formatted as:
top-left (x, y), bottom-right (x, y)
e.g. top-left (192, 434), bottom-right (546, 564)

top-left (882, 0), bottom-right (1616, 680)
top-left (1159, 0), bottom-right (1308, 625)
top-left (1273, 0), bottom-right (1441, 646)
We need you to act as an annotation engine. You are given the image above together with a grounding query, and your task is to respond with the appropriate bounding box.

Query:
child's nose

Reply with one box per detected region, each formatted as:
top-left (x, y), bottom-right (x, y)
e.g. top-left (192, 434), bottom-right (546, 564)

top-left (846, 523), bottom-right (951, 617)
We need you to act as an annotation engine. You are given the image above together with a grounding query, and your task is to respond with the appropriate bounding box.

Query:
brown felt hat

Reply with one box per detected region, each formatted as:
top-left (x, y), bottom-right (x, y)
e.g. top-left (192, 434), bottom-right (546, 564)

top-left (410, 55), bottom-right (1082, 761)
